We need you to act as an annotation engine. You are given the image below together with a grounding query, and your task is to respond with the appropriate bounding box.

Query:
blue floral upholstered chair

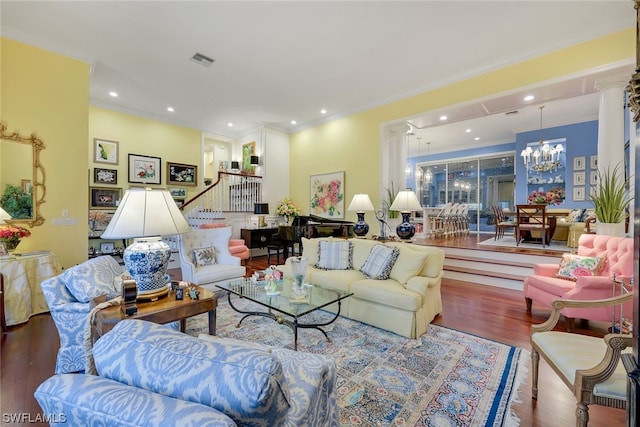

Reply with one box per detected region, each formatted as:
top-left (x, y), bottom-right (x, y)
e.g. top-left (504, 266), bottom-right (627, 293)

top-left (40, 255), bottom-right (125, 374)
top-left (35, 319), bottom-right (339, 426)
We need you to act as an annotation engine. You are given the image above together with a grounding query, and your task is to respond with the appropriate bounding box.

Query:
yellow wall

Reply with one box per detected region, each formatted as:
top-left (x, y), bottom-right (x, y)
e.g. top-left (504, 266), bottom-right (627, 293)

top-left (290, 29), bottom-right (635, 223)
top-left (89, 106), bottom-right (201, 196)
top-left (1, 37), bottom-right (90, 268)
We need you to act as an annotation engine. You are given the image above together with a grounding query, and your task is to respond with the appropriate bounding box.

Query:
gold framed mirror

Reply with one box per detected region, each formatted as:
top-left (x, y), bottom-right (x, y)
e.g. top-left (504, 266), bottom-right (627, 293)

top-left (0, 122), bottom-right (46, 227)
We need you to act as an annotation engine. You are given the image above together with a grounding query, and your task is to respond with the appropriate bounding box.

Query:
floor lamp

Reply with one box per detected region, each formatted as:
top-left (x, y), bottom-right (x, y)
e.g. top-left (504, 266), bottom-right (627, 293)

top-left (101, 188), bottom-right (191, 300)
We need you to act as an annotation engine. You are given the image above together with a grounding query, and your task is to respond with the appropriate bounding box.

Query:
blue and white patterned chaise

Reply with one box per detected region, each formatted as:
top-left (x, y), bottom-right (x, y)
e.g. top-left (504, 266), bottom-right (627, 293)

top-left (40, 256), bottom-right (124, 374)
top-left (35, 319), bottom-right (339, 426)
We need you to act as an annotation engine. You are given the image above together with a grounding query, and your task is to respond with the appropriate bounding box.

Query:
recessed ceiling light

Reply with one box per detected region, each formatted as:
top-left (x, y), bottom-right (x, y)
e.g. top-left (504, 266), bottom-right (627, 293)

top-left (109, 91), bottom-right (118, 97)
top-left (439, 115), bottom-right (447, 121)
top-left (320, 109), bottom-right (327, 114)
top-left (291, 120), bottom-right (297, 125)
top-left (465, 129), bottom-right (471, 133)
top-left (227, 123), bottom-right (234, 127)
top-left (167, 107), bottom-right (175, 112)
top-left (524, 95), bottom-right (535, 101)
top-left (474, 137), bottom-right (480, 141)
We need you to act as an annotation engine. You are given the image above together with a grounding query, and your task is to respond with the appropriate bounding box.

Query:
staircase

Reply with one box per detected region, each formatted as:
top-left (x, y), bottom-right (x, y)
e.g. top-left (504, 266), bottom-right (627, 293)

top-left (180, 171), bottom-right (264, 228)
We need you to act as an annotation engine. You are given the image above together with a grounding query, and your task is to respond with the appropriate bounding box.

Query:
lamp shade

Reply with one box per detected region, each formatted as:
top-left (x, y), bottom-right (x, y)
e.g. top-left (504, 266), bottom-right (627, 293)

top-left (254, 203), bottom-right (269, 215)
top-left (250, 155), bottom-right (259, 166)
top-left (389, 189), bottom-right (422, 212)
top-left (101, 188), bottom-right (191, 239)
top-left (347, 194), bottom-right (375, 212)
top-left (0, 207), bottom-right (12, 225)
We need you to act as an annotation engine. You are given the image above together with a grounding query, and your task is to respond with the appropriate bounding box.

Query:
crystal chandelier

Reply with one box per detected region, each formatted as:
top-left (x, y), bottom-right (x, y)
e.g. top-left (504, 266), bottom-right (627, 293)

top-left (520, 106), bottom-right (564, 172)
top-left (415, 137), bottom-right (423, 180)
top-left (421, 141), bottom-right (433, 184)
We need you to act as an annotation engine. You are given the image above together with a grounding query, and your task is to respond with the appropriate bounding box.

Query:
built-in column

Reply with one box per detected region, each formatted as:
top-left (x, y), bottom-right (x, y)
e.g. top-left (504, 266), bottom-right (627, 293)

top-left (596, 79), bottom-right (627, 174)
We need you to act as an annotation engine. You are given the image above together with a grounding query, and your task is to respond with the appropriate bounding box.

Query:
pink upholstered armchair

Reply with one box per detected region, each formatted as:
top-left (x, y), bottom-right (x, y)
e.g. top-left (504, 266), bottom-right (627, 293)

top-left (524, 234), bottom-right (633, 328)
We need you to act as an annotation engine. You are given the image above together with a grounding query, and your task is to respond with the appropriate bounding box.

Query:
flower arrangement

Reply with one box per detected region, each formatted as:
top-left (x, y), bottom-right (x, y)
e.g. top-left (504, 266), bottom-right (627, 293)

top-left (89, 210), bottom-right (108, 223)
top-left (276, 198), bottom-right (301, 219)
top-left (0, 225), bottom-right (31, 250)
top-left (527, 187), bottom-right (565, 206)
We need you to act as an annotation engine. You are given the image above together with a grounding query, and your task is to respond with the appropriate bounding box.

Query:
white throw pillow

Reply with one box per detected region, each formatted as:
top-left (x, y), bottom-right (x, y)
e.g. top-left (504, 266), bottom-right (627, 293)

top-left (315, 240), bottom-right (353, 270)
top-left (360, 244), bottom-right (400, 280)
top-left (193, 246), bottom-right (216, 267)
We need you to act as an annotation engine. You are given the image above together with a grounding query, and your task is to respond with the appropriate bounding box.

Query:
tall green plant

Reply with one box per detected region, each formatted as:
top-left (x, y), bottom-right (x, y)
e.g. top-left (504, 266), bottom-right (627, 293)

top-left (588, 163), bottom-right (632, 223)
top-left (383, 182), bottom-right (399, 219)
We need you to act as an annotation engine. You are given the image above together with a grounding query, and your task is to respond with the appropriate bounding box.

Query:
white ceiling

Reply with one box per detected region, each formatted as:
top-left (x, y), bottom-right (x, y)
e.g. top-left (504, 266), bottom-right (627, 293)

top-left (1, 1), bottom-right (636, 146)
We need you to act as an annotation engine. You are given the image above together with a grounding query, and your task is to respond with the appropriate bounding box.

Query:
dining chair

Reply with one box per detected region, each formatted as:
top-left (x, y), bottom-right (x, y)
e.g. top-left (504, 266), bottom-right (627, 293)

top-left (516, 204), bottom-right (552, 247)
top-left (493, 205), bottom-right (515, 240)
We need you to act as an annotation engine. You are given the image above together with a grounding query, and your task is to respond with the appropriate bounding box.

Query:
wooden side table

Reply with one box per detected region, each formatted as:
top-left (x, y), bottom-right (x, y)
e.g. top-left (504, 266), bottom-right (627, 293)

top-left (91, 284), bottom-right (217, 341)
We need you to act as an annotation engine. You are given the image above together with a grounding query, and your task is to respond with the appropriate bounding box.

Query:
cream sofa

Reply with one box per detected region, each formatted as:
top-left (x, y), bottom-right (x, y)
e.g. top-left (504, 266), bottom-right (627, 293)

top-left (278, 237), bottom-right (445, 339)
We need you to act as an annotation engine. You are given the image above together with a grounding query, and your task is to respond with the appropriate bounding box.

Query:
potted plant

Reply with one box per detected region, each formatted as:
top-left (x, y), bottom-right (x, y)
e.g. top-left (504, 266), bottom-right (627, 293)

top-left (588, 163), bottom-right (632, 236)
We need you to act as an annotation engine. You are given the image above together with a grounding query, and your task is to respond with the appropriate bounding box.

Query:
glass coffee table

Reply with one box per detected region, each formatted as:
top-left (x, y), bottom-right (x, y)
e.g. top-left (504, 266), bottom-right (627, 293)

top-left (216, 278), bottom-right (352, 350)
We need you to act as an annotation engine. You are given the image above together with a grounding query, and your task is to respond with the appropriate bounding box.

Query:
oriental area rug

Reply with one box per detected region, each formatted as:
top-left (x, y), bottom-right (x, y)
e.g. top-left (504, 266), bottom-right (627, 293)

top-left (186, 297), bottom-right (529, 427)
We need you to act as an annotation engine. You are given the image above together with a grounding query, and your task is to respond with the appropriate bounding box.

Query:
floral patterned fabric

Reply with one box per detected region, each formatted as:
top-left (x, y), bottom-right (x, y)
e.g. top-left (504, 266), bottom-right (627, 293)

top-left (556, 253), bottom-right (605, 281)
top-left (193, 246), bottom-right (216, 267)
top-left (40, 256), bottom-right (125, 374)
top-left (35, 319), bottom-right (339, 427)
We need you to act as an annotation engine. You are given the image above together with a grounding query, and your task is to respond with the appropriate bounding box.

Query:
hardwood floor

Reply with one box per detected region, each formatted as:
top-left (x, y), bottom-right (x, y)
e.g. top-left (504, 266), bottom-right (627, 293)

top-left (0, 238), bottom-right (626, 426)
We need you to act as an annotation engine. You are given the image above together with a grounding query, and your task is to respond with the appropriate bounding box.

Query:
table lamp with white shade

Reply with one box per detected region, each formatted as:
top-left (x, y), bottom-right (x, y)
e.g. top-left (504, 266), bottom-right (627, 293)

top-left (389, 189), bottom-right (422, 240)
top-left (347, 194), bottom-right (375, 237)
top-left (101, 188), bottom-right (191, 299)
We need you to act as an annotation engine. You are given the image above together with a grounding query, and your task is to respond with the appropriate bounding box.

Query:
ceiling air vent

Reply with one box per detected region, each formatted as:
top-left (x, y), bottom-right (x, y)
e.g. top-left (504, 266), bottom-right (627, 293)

top-left (190, 53), bottom-right (214, 67)
top-left (505, 110), bottom-right (519, 116)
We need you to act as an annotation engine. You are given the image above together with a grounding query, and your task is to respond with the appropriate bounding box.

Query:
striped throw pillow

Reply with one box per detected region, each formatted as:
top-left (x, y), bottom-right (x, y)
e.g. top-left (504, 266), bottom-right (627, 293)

top-left (315, 240), bottom-right (353, 270)
top-left (360, 244), bottom-right (400, 280)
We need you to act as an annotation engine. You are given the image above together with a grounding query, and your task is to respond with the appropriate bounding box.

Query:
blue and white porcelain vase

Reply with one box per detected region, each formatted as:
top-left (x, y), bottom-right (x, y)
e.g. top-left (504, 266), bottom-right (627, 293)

top-left (123, 237), bottom-right (171, 296)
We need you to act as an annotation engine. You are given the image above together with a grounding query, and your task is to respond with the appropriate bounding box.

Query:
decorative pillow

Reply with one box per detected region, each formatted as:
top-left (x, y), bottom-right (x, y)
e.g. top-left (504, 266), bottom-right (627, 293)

top-left (582, 208), bottom-right (596, 222)
top-left (568, 208), bottom-right (585, 222)
top-left (315, 240), bottom-right (353, 270)
top-left (556, 254), bottom-right (605, 281)
top-left (193, 246), bottom-right (216, 267)
top-left (64, 256), bottom-right (123, 303)
top-left (360, 244), bottom-right (400, 280)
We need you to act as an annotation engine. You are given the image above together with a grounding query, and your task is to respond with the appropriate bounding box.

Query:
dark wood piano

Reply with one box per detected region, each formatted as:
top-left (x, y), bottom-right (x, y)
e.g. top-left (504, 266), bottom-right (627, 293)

top-left (273, 215), bottom-right (355, 259)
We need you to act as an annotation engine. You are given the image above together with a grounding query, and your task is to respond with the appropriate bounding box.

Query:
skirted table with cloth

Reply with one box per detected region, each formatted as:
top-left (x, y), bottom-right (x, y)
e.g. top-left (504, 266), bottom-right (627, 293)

top-left (0, 251), bottom-right (61, 326)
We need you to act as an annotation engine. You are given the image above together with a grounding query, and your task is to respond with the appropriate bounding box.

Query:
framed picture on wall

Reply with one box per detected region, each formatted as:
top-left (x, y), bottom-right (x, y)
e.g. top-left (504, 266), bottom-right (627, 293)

top-left (573, 187), bottom-right (585, 201)
top-left (128, 154), bottom-right (161, 184)
top-left (241, 141), bottom-right (256, 173)
top-left (590, 170), bottom-right (598, 186)
top-left (590, 155), bottom-right (598, 169)
top-left (167, 162), bottom-right (197, 186)
top-left (89, 187), bottom-right (122, 209)
top-left (94, 168), bottom-right (118, 185)
top-left (573, 171), bottom-right (586, 186)
top-left (310, 171), bottom-right (345, 219)
top-left (573, 156), bottom-right (586, 171)
top-left (93, 138), bottom-right (119, 165)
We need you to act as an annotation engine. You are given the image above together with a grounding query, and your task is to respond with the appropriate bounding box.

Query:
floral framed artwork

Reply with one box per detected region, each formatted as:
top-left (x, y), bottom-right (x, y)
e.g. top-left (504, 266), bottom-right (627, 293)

top-left (93, 138), bottom-right (119, 165)
top-left (241, 141), bottom-right (256, 173)
top-left (167, 162), bottom-right (197, 186)
top-left (89, 187), bottom-right (122, 209)
top-left (94, 168), bottom-right (118, 185)
top-left (310, 171), bottom-right (345, 219)
top-left (128, 154), bottom-right (161, 184)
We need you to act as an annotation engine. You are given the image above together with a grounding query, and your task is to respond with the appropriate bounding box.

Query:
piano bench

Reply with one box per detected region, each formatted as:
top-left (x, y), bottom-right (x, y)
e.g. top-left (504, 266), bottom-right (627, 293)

top-left (267, 244), bottom-right (284, 265)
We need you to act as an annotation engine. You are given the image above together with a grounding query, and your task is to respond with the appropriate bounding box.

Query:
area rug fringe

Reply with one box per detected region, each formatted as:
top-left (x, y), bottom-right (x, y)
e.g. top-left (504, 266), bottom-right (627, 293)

top-left (187, 298), bottom-right (529, 426)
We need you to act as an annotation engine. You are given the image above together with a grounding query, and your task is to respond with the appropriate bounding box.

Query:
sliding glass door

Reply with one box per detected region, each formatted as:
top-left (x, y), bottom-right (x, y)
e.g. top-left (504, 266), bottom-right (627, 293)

top-left (415, 154), bottom-right (514, 234)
